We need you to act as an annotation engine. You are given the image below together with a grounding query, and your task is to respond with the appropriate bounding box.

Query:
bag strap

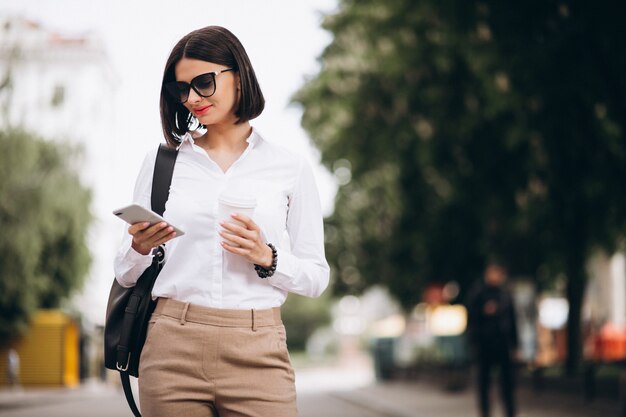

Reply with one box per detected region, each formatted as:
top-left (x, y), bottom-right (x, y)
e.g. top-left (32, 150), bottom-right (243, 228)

top-left (120, 143), bottom-right (178, 417)
top-left (121, 373), bottom-right (141, 417)
top-left (115, 144), bottom-right (176, 374)
top-left (151, 143), bottom-right (179, 215)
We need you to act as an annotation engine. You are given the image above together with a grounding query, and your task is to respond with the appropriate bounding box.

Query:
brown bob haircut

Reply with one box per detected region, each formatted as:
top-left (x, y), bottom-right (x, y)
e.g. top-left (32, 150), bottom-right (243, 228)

top-left (160, 26), bottom-right (265, 147)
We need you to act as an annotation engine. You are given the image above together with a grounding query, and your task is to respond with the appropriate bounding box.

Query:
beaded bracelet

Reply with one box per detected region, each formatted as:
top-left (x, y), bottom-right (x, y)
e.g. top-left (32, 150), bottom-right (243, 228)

top-left (254, 243), bottom-right (277, 279)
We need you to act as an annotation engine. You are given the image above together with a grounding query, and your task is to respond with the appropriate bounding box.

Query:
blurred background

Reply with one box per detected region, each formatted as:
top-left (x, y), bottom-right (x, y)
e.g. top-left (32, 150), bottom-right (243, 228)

top-left (0, 1), bottom-right (625, 417)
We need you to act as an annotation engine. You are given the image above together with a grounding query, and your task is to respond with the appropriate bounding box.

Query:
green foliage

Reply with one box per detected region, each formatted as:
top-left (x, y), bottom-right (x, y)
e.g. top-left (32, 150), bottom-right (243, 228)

top-left (295, 0), bottom-right (523, 304)
top-left (0, 128), bottom-right (92, 346)
top-left (295, 0), bottom-right (626, 371)
top-left (281, 293), bottom-right (332, 351)
top-left (484, 0), bottom-right (626, 371)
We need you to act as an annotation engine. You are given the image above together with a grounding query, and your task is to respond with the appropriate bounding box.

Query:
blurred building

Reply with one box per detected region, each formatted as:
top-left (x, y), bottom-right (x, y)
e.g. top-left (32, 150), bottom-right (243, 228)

top-left (0, 15), bottom-right (119, 327)
top-left (584, 252), bottom-right (626, 361)
top-left (586, 252), bottom-right (626, 327)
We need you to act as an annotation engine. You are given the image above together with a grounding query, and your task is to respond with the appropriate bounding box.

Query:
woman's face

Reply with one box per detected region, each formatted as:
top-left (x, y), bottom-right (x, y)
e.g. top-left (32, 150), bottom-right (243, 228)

top-left (174, 57), bottom-right (240, 128)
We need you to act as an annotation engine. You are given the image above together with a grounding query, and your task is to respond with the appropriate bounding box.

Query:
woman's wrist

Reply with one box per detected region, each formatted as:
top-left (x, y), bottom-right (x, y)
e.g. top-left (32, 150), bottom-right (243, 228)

top-left (254, 243), bottom-right (277, 279)
top-left (132, 240), bottom-right (151, 256)
top-left (258, 244), bottom-right (274, 268)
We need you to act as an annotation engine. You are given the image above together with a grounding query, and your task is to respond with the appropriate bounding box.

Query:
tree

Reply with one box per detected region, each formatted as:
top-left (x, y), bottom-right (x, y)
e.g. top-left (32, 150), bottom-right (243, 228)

top-left (0, 128), bottom-right (92, 346)
top-left (281, 293), bottom-right (332, 351)
top-left (485, 0), bottom-right (626, 373)
top-left (295, 0), bottom-right (626, 373)
top-left (295, 0), bottom-right (528, 303)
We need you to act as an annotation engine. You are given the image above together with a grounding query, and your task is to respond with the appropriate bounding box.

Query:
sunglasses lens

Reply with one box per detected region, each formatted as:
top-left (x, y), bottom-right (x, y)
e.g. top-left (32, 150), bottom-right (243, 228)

top-left (191, 73), bottom-right (216, 97)
top-left (165, 82), bottom-right (189, 103)
top-left (164, 72), bottom-right (219, 103)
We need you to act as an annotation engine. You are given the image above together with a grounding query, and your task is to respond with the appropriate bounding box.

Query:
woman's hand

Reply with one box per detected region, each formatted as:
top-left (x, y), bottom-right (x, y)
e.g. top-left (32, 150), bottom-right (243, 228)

top-left (220, 213), bottom-right (273, 267)
top-left (129, 222), bottom-right (176, 255)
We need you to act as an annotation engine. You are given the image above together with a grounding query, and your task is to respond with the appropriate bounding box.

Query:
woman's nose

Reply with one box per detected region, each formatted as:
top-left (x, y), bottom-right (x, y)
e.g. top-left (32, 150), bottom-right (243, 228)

top-left (187, 87), bottom-right (202, 103)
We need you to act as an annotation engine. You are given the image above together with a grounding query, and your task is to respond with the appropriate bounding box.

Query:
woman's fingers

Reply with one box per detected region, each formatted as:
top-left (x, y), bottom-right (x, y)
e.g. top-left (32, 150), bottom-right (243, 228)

top-left (219, 215), bottom-right (270, 265)
top-left (219, 230), bottom-right (254, 248)
top-left (154, 231), bottom-right (177, 247)
top-left (230, 213), bottom-right (259, 231)
top-left (128, 222), bottom-right (151, 235)
top-left (220, 220), bottom-right (258, 241)
top-left (150, 223), bottom-right (174, 240)
top-left (131, 222), bottom-right (175, 249)
top-left (221, 240), bottom-right (251, 256)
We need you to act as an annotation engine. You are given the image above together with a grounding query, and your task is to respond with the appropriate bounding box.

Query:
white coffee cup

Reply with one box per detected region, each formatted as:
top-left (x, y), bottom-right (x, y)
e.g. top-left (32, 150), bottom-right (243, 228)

top-left (217, 193), bottom-right (256, 246)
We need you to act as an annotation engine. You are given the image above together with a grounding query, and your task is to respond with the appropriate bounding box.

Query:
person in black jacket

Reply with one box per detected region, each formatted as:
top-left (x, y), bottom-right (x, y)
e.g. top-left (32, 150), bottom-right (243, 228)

top-left (467, 261), bottom-right (519, 417)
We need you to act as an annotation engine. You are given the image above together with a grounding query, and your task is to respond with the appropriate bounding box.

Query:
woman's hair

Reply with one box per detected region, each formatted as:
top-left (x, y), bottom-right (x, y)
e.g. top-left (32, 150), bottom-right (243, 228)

top-left (159, 26), bottom-right (265, 146)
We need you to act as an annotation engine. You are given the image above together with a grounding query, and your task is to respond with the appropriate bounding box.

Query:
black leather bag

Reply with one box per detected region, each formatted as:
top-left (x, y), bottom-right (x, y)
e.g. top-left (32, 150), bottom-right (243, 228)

top-left (104, 246), bottom-right (164, 376)
top-left (104, 143), bottom-right (178, 417)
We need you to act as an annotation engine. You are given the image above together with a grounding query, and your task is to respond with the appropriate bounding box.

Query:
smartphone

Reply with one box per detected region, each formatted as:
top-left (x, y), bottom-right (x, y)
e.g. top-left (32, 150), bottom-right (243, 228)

top-left (112, 203), bottom-right (185, 237)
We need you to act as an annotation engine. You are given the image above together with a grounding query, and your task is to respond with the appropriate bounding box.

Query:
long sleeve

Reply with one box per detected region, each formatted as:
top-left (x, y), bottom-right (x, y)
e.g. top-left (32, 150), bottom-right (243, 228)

top-left (112, 129), bottom-right (328, 309)
top-left (113, 150), bottom-right (157, 288)
top-left (267, 160), bottom-right (330, 298)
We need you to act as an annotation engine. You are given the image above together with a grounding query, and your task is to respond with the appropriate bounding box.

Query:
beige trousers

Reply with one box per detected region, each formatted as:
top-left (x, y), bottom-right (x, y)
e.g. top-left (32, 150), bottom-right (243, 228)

top-left (138, 298), bottom-right (298, 417)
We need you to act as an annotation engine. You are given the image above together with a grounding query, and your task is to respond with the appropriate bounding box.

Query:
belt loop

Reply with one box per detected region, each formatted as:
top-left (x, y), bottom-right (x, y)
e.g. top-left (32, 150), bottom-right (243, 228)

top-left (251, 309), bottom-right (257, 332)
top-left (180, 302), bottom-right (190, 325)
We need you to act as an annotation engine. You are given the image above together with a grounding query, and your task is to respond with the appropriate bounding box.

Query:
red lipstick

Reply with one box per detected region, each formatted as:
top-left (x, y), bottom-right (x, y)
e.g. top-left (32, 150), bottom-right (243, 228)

top-left (193, 105), bottom-right (211, 116)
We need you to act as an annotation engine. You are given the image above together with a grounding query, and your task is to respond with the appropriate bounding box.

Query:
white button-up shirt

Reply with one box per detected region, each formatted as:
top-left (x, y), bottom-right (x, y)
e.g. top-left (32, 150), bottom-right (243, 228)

top-left (114, 128), bottom-right (330, 309)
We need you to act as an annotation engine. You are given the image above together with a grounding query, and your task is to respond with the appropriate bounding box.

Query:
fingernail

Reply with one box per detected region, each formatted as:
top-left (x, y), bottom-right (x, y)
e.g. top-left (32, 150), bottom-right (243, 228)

top-left (231, 213), bottom-right (238, 218)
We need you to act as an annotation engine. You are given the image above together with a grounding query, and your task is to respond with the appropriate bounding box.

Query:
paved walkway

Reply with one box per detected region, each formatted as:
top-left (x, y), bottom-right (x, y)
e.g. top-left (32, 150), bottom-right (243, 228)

top-left (334, 379), bottom-right (620, 417)
top-left (297, 362), bottom-right (620, 417)
top-left (0, 365), bottom-right (620, 417)
top-left (0, 380), bottom-right (130, 417)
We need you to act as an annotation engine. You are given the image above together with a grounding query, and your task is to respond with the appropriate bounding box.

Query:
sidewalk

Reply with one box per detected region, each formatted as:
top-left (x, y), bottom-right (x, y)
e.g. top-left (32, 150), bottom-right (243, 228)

top-left (0, 386), bottom-right (82, 411)
top-left (0, 379), bottom-right (130, 417)
top-left (0, 367), bottom-right (620, 417)
top-left (334, 379), bottom-right (620, 417)
top-left (295, 358), bottom-right (621, 417)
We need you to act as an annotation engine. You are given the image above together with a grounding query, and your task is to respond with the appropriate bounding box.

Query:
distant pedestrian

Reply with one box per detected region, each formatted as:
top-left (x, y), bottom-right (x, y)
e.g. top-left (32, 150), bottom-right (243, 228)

top-left (6, 349), bottom-right (20, 387)
top-left (467, 261), bottom-right (518, 417)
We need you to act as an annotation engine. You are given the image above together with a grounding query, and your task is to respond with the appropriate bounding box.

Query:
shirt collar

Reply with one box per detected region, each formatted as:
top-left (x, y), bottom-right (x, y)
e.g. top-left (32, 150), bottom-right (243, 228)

top-left (177, 126), bottom-right (262, 150)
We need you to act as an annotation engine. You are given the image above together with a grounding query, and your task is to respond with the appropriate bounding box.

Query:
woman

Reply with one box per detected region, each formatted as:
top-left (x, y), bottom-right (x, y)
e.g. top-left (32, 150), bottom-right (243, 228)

top-left (114, 26), bottom-right (329, 417)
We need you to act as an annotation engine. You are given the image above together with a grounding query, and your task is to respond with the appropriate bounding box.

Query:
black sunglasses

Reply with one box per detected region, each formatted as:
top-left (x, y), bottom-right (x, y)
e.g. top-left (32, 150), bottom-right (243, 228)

top-left (164, 68), bottom-right (234, 103)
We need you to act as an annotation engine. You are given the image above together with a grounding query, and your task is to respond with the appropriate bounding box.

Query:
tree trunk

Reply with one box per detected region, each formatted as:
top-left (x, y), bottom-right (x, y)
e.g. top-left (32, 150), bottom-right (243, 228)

top-left (564, 251), bottom-right (586, 375)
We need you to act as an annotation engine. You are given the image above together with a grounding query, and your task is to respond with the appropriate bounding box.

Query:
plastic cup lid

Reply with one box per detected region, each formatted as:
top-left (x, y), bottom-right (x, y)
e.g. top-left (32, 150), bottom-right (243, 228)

top-left (218, 193), bottom-right (257, 208)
